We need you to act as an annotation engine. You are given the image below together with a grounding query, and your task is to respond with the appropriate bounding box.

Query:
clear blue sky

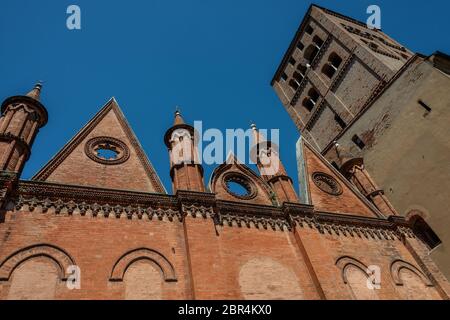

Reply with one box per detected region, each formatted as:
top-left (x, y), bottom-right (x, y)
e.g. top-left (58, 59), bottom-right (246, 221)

top-left (1, 0), bottom-right (449, 193)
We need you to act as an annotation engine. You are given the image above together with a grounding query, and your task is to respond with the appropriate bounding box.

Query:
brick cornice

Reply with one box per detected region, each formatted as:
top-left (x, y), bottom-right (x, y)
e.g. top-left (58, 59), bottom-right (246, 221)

top-left (8, 180), bottom-right (415, 239)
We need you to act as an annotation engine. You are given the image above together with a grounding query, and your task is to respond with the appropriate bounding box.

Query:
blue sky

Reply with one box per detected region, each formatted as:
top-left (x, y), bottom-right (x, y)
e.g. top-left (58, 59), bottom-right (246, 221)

top-left (1, 0), bottom-right (449, 193)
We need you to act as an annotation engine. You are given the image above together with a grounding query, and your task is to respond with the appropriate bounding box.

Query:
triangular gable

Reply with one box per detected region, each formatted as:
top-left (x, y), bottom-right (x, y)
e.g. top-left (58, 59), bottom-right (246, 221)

top-left (32, 98), bottom-right (166, 194)
top-left (209, 153), bottom-right (275, 206)
top-left (297, 136), bottom-right (383, 218)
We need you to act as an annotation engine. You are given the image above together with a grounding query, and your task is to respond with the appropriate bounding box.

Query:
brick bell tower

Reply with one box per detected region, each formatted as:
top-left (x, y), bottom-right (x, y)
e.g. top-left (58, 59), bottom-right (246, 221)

top-left (164, 110), bottom-right (205, 193)
top-left (250, 124), bottom-right (299, 204)
top-left (0, 83), bottom-right (48, 176)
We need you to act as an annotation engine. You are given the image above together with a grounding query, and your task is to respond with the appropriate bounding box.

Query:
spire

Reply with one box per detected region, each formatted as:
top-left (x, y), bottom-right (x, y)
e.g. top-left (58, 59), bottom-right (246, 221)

top-left (26, 81), bottom-right (43, 101)
top-left (173, 107), bottom-right (185, 126)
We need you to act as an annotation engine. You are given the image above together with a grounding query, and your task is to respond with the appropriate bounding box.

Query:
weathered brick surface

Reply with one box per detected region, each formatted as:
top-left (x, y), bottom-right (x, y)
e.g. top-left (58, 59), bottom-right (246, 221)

top-left (32, 99), bottom-right (165, 194)
top-left (303, 142), bottom-right (378, 217)
top-left (0, 211), bottom-right (190, 300)
top-left (183, 216), bottom-right (320, 300)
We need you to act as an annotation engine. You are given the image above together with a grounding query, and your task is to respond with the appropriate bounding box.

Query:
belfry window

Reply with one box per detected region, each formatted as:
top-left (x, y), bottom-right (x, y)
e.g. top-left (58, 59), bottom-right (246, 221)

top-left (304, 45), bottom-right (319, 63)
top-left (289, 57), bottom-right (296, 66)
top-left (297, 41), bottom-right (305, 51)
top-left (289, 79), bottom-right (300, 91)
top-left (293, 71), bottom-right (304, 83)
top-left (312, 36), bottom-right (324, 47)
top-left (305, 25), bottom-right (314, 35)
top-left (322, 52), bottom-right (343, 78)
top-left (302, 88), bottom-right (320, 112)
top-left (304, 36), bottom-right (323, 63)
top-left (297, 64), bottom-right (307, 76)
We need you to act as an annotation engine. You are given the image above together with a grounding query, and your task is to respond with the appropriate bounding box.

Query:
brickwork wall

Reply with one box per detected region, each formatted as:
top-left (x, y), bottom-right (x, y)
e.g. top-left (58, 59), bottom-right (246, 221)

top-left (0, 209), bottom-right (190, 300)
top-left (0, 206), bottom-right (448, 300)
top-left (294, 224), bottom-right (443, 300)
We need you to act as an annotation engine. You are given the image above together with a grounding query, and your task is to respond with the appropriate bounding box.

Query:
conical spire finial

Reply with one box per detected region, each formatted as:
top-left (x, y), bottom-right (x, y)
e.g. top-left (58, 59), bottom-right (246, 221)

top-left (173, 106), bottom-right (185, 125)
top-left (26, 81), bottom-right (43, 101)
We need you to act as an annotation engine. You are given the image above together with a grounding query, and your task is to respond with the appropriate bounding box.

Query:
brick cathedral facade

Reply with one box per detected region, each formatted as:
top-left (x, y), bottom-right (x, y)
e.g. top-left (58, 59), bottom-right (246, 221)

top-left (0, 7), bottom-right (449, 300)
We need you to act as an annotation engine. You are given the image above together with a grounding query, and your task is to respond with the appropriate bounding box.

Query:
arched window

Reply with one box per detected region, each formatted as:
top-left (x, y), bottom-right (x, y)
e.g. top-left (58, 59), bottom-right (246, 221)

top-left (297, 64), bottom-right (307, 76)
top-left (336, 256), bottom-right (379, 300)
top-left (302, 88), bottom-right (320, 112)
top-left (7, 257), bottom-right (59, 300)
top-left (312, 35), bottom-right (324, 47)
top-left (329, 53), bottom-right (343, 69)
top-left (289, 79), bottom-right (300, 91)
top-left (304, 45), bottom-right (319, 63)
top-left (322, 53), bottom-right (343, 79)
top-left (410, 216), bottom-right (442, 250)
top-left (293, 71), bottom-right (303, 83)
top-left (390, 260), bottom-right (438, 300)
top-left (124, 260), bottom-right (163, 300)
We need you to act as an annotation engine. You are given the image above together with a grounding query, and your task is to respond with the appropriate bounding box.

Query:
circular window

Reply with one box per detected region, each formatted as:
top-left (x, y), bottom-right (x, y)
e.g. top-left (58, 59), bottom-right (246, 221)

top-left (312, 172), bottom-right (343, 196)
top-left (85, 137), bottom-right (130, 165)
top-left (222, 173), bottom-right (257, 200)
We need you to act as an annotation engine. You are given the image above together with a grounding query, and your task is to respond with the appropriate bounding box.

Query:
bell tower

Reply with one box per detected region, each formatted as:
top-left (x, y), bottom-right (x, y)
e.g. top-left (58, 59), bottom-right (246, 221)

top-left (164, 110), bottom-right (205, 193)
top-left (0, 83), bottom-right (48, 176)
